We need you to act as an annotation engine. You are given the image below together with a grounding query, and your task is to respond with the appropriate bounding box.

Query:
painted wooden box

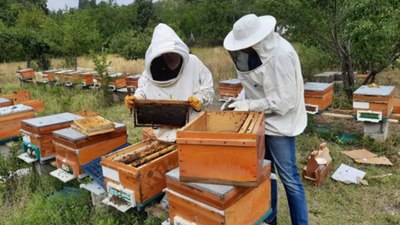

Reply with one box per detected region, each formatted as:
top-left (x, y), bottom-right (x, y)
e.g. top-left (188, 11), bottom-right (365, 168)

top-left (64, 71), bottom-right (82, 86)
top-left (218, 79), bottom-right (243, 98)
top-left (54, 70), bottom-right (74, 84)
top-left (79, 72), bottom-right (96, 86)
top-left (19, 99), bottom-right (45, 112)
top-left (176, 111), bottom-right (265, 187)
top-left (18, 112), bottom-right (84, 163)
top-left (41, 69), bottom-right (61, 82)
top-left (50, 123), bottom-right (127, 182)
top-left (126, 74), bottom-right (141, 89)
top-left (304, 82), bottom-right (334, 114)
top-left (0, 98), bottom-right (12, 108)
top-left (16, 68), bottom-right (35, 80)
top-left (1, 90), bottom-right (31, 104)
top-left (100, 139), bottom-right (179, 212)
top-left (353, 85), bottom-right (397, 122)
top-left (0, 104), bottom-right (35, 141)
top-left (165, 160), bottom-right (271, 225)
top-left (108, 72), bottom-right (127, 90)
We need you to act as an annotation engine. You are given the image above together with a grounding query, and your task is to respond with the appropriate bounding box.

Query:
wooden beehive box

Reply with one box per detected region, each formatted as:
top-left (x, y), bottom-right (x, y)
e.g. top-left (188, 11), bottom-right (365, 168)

top-left (79, 72), bottom-right (96, 86)
top-left (353, 85), bottom-right (397, 122)
top-left (134, 99), bottom-right (190, 127)
top-left (0, 98), bottom-right (12, 107)
top-left (304, 82), bottom-right (334, 114)
top-left (50, 123), bottom-right (127, 182)
top-left (0, 90), bottom-right (31, 104)
top-left (64, 71), bottom-right (82, 85)
top-left (100, 139), bottom-right (179, 212)
top-left (41, 69), bottom-right (61, 82)
top-left (218, 79), bottom-right (243, 98)
top-left (126, 74), bottom-right (141, 88)
top-left (18, 112), bottom-right (84, 163)
top-left (19, 99), bottom-right (45, 112)
top-left (16, 68), bottom-right (35, 80)
top-left (166, 160), bottom-right (271, 225)
top-left (176, 111), bottom-right (265, 187)
top-left (54, 70), bottom-right (74, 84)
top-left (108, 72), bottom-right (127, 90)
top-left (0, 104), bottom-right (35, 141)
top-left (302, 143), bottom-right (332, 186)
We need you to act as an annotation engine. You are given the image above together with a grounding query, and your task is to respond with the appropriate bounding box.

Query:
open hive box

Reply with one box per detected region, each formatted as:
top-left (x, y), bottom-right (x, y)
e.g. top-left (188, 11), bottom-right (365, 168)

top-left (176, 111), bottom-right (265, 187)
top-left (108, 72), bottom-right (127, 90)
top-left (353, 85), bottom-right (397, 122)
top-left (126, 74), bottom-right (141, 89)
top-left (0, 104), bottom-right (35, 143)
top-left (304, 82), bottom-right (334, 114)
top-left (16, 68), bottom-right (35, 80)
top-left (218, 79), bottom-right (243, 99)
top-left (18, 112), bottom-right (84, 163)
top-left (100, 139), bottom-right (179, 212)
top-left (134, 99), bottom-right (190, 128)
top-left (165, 160), bottom-right (271, 225)
top-left (50, 122), bottom-right (127, 182)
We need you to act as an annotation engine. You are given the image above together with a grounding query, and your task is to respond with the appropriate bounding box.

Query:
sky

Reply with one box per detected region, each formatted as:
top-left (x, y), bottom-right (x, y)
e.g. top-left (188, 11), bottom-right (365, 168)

top-left (46, 0), bottom-right (134, 11)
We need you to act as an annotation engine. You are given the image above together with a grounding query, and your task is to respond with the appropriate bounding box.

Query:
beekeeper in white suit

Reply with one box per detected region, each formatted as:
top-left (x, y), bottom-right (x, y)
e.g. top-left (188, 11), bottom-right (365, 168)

top-left (125, 23), bottom-right (214, 142)
top-left (224, 14), bottom-right (308, 225)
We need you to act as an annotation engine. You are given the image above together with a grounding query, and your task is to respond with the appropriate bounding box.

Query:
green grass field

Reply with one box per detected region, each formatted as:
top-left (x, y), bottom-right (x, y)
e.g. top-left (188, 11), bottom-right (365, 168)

top-left (0, 49), bottom-right (399, 225)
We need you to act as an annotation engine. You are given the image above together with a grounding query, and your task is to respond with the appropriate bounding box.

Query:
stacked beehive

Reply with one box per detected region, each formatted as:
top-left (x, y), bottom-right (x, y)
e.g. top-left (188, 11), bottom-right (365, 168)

top-left (0, 104), bottom-right (35, 144)
top-left (18, 112), bottom-right (84, 163)
top-left (353, 85), bottom-right (397, 122)
top-left (50, 116), bottom-right (127, 183)
top-left (165, 111), bottom-right (272, 225)
top-left (218, 79), bottom-right (243, 99)
top-left (304, 82), bottom-right (334, 114)
top-left (100, 139), bottom-right (179, 212)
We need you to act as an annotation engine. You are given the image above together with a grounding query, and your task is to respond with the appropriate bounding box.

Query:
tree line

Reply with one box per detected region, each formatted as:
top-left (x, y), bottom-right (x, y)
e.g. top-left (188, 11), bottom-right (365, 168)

top-left (0, 0), bottom-right (399, 90)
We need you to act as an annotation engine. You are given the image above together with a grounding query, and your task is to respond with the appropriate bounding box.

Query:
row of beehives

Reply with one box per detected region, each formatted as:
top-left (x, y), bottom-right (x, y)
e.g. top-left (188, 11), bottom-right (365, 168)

top-left (7, 103), bottom-right (272, 224)
top-left (16, 68), bottom-right (141, 91)
top-left (303, 82), bottom-right (400, 123)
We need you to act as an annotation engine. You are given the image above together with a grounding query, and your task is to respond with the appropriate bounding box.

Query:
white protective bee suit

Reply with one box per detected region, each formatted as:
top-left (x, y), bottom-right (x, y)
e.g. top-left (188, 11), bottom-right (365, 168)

top-left (134, 23), bottom-right (214, 141)
top-left (226, 28), bottom-right (307, 136)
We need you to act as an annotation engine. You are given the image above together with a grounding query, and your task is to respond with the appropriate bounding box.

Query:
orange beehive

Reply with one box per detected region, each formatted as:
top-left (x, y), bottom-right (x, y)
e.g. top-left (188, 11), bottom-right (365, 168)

top-left (218, 79), bottom-right (243, 98)
top-left (16, 68), bottom-right (35, 80)
top-left (0, 104), bottom-right (35, 141)
top-left (0, 98), bottom-right (12, 107)
top-left (19, 99), bottom-right (45, 112)
top-left (50, 123), bottom-right (127, 182)
top-left (19, 113), bottom-right (84, 162)
top-left (79, 71), bottom-right (96, 86)
top-left (0, 90), bottom-right (31, 104)
top-left (304, 82), bottom-right (334, 114)
top-left (176, 111), bottom-right (265, 187)
top-left (353, 85), bottom-right (397, 121)
top-left (64, 71), bottom-right (82, 86)
top-left (108, 72), bottom-right (127, 90)
top-left (126, 74), bottom-right (141, 88)
top-left (41, 69), bottom-right (61, 82)
top-left (100, 139), bottom-right (178, 212)
top-left (54, 70), bottom-right (74, 84)
top-left (166, 160), bottom-right (271, 225)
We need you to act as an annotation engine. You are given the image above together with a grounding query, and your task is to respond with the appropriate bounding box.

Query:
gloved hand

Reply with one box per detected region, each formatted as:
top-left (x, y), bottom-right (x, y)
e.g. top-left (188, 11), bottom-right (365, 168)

top-left (188, 96), bottom-right (202, 111)
top-left (228, 100), bottom-right (250, 111)
top-left (124, 95), bottom-right (135, 109)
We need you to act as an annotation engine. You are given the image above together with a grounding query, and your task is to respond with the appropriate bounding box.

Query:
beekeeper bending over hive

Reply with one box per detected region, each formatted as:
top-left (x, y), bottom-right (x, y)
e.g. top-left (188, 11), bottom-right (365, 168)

top-left (124, 23), bottom-right (214, 142)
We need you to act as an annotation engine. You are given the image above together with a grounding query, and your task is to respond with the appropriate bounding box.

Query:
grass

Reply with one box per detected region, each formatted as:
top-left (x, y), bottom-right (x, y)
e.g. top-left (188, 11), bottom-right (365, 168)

top-left (1, 48), bottom-right (400, 225)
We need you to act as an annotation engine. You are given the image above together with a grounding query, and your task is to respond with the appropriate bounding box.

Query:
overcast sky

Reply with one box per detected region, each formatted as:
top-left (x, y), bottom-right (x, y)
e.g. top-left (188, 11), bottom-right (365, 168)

top-left (47, 0), bottom-right (134, 11)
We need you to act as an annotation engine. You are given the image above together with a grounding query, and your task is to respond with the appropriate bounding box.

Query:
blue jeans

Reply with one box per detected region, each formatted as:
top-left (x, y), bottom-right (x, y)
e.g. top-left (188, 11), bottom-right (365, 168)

top-left (264, 135), bottom-right (309, 225)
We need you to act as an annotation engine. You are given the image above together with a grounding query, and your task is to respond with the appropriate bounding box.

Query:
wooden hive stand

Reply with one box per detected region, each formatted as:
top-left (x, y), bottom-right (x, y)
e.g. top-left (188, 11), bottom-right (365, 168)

top-left (303, 143), bottom-right (332, 186)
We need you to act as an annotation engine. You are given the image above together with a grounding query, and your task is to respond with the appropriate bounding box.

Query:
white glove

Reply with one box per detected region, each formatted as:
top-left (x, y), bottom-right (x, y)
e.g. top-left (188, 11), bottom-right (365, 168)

top-left (220, 97), bottom-right (236, 111)
top-left (228, 100), bottom-right (250, 111)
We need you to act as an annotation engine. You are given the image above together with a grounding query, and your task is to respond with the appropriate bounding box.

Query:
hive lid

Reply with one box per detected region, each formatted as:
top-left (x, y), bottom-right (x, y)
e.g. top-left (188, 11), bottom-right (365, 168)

top-left (108, 72), bottom-right (124, 78)
top-left (219, 78), bottom-right (241, 85)
top-left (54, 122), bottom-right (125, 141)
top-left (0, 104), bottom-right (33, 116)
top-left (0, 98), bottom-right (11, 104)
top-left (134, 99), bottom-right (190, 127)
top-left (23, 112), bottom-right (83, 128)
top-left (304, 82), bottom-right (333, 91)
top-left (126, 74), bottom-right (142, 79)
top-left (17, 68), bottom-right (34, 72)
top-left (354, 85), bottom-right (395, 96)
top-left (166, 160), bottom-right (270, 196)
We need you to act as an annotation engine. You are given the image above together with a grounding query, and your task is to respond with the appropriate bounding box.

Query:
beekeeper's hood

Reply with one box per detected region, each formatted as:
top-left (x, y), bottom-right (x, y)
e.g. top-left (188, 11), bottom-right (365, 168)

top-left (144, 23), bottom-right (189, 87)
top-left (223, 14), bottom-right (278, 72)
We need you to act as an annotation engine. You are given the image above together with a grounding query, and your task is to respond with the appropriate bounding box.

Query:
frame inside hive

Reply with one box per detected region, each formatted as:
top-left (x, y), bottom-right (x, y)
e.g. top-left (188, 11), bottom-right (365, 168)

top-left (133, 99), bottom-right (190, 127)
